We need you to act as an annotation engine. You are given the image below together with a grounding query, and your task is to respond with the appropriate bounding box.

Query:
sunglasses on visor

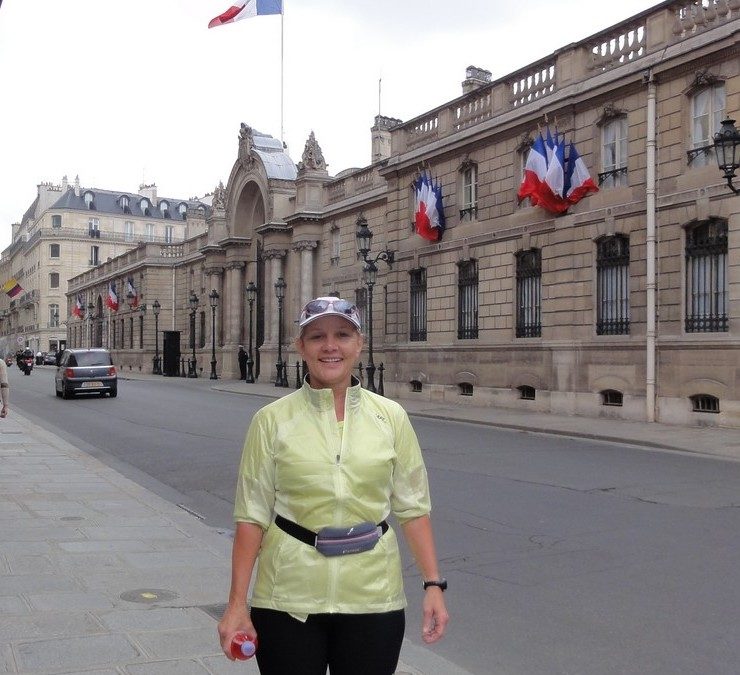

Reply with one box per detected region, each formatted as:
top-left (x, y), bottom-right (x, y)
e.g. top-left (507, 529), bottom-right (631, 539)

top-left (302, 299), bottom-right (358, 318)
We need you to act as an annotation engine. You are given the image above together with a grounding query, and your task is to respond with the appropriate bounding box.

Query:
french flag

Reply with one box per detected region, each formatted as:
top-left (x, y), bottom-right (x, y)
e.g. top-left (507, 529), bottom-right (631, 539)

top-left (565, 142), bottom-right (599, 204)
top-left (517, 133), bottom-right (548, 206)
top-left (106, 282), bottom-right (119, 312)
top-left (414, 172), bottom-right (445, 242)
top-left (126, 277), bottom-right (139, 308)
top-left (538, 137), bottom-right (570, 214)
top-left (208, 0), bottom-right (282, 29)
top-left (72, 293), bottom-right (84, 319)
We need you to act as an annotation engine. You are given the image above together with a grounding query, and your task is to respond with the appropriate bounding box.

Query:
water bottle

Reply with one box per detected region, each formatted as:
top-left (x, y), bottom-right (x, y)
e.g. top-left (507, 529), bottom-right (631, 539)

top-left (230, 632), bottom-right (258, 660)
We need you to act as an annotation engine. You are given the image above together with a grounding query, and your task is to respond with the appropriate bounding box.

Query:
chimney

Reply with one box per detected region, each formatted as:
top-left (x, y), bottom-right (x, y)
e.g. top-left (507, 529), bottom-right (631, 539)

top-left (61, 175), bottom-right (68, 191)
top-left (371, 115), bottom-right (402, 163)
top-left (462, 65), bottom-right (492, 94)
top-left (74, 175), bottom-right (80, 197)
top-left (138, 183), bottom-right (158, 205)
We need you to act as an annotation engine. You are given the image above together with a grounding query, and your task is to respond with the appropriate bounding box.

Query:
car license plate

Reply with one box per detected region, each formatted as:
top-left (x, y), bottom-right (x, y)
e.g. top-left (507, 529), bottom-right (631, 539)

top-left (81, 381), bottom-right (103, 388)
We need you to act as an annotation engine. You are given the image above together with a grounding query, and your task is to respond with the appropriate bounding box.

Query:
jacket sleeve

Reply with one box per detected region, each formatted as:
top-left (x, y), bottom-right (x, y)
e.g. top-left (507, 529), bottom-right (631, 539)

top-left (389, 406), bottom-right (431, 524)
top-left (233, 410), bottom-right (277, 528)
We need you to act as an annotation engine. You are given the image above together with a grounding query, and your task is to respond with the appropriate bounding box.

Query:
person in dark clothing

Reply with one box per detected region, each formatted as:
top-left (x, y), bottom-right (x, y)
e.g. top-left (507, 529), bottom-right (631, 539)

top-left (238, 345), bottom-right (247, 380)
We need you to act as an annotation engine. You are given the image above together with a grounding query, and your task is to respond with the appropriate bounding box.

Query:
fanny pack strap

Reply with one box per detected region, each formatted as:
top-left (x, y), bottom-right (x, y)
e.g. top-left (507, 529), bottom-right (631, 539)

top-left (275, 514), bottom-right (388, 547)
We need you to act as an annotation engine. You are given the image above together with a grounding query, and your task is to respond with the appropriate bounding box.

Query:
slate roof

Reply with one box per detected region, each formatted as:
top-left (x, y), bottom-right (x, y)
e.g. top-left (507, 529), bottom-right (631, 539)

top-left (252, 130), bottom-right (297, 181)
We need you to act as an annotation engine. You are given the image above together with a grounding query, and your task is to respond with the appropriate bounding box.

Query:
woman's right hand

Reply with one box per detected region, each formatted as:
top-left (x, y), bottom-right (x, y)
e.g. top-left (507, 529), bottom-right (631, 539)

top-left (217, 604), bottom-right (257, 660)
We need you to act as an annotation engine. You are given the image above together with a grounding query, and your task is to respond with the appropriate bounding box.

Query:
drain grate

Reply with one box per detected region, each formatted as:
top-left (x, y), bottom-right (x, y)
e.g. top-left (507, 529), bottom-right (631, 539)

top-left (198, 602), bottom-right (228, 621)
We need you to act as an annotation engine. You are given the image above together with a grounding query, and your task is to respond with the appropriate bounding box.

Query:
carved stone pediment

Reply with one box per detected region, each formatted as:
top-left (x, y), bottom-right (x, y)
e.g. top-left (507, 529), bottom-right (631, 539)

top-left (238, 123), bottom-right (255, 171)
top-left (297, 131), bottom-right (326, 173)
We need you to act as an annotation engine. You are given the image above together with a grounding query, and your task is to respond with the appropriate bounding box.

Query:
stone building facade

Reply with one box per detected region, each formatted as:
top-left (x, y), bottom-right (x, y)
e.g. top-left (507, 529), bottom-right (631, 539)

top-left (67, 1), bottom-right (740, 427)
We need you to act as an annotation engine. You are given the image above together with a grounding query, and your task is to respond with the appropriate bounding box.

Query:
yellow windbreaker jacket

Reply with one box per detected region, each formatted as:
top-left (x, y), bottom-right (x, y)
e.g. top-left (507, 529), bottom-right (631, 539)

top-left (234, 378), bottom-right (431, 616)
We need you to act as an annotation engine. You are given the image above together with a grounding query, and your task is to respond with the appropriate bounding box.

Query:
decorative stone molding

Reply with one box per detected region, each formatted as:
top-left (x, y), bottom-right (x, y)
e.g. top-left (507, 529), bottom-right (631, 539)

top-left (238, 123), bottom-right (255, 171)
top-left (682, 69), bottom-right (725, 96)
top-left (262, 248), bottom-right (287, 261)
top-left (595, 103), bottom-right (628, 127)
top-left (297, 131), bottom-right (327, 172)
top-left (293, 240), bottom-right (318, 252)
top-left (211, 181), bottom-right (227, 212)
top-left (205, 267), bottom-right (224, 278)
top-left (225, 261), bottom-right (246, 271)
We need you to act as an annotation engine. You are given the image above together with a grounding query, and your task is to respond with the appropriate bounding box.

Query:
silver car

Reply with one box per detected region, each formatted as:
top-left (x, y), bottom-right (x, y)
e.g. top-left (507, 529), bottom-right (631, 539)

top-left (55, 348), bottom-right (117, 399)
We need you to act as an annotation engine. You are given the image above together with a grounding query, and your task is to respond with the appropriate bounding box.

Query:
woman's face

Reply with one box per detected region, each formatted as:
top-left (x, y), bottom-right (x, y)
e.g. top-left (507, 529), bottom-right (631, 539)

top-left (296, 315), bottom-right (363, 391)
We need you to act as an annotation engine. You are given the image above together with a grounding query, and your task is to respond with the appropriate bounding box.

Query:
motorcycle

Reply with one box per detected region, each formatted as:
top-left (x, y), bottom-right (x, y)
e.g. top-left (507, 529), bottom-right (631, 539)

top-left (21, 355), bottom-right (34, 375)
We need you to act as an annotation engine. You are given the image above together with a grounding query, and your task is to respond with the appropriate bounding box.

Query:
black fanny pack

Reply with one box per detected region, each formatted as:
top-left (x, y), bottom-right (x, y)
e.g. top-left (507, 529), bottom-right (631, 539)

top-left (275, 514), bottom-right (388, 557)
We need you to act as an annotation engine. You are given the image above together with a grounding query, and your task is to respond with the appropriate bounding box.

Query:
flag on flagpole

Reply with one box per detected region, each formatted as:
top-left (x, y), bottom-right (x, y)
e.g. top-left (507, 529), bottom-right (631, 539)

top-left (106, 282), bottom-right (119, 312)
top-left (208, 0), bottom-right (282, 29)
top-left (413, 172), bottom-right (446, 242)
top-left (517, 133), bottom-right (548, 206)
top-left (565, 142), bottom-right (599, 204)
top-left (126, 277), bottom-right (139, 308)
top-left (1, 278), bottom-right (22, 298)
top-left (72, 293), bottom-right (84, 318)
top-left (539, 135), bottom-right (570, 214)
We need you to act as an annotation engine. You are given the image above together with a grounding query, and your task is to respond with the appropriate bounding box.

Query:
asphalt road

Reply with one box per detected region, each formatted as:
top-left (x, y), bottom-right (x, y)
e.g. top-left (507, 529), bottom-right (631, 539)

top-left (10, 366), bottom-right (740, 675)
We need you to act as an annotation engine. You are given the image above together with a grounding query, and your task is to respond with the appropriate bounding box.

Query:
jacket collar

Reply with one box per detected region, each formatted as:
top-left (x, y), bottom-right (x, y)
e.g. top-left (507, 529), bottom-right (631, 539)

top-left (302, 375), bottom-right (363, 412)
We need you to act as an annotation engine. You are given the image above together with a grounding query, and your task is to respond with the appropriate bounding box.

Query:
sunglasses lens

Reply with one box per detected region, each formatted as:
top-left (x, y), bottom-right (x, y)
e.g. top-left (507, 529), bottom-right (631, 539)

top-left (303, 300), bottom-right (330, 317)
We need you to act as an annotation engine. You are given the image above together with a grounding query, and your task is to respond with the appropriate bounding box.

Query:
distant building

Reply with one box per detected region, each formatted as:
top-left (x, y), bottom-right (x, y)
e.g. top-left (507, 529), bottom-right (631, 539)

top-left (0, 177), bottom-right (208, 355)
top-left (69, 2), bottom-right (740, 427)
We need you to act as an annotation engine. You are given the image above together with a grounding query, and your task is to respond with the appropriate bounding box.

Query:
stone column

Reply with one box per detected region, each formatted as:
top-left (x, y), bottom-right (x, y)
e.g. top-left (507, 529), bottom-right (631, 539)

top-left (225, 262), bottom-right (245, 347)
top-left (263, 250), bottom-right (286, 345)
top-left (294, 241), bottom-right (318, 309)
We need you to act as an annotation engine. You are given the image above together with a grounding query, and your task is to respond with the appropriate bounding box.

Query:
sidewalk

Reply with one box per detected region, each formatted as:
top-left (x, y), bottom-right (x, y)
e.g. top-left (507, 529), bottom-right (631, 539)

top-left (2, 375), bottom-right (736, 675)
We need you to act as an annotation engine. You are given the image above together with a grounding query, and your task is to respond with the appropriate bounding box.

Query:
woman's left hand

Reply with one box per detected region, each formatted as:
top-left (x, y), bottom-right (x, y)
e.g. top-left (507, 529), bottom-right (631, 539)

top-left (421, 587), bottom-right (449, 643)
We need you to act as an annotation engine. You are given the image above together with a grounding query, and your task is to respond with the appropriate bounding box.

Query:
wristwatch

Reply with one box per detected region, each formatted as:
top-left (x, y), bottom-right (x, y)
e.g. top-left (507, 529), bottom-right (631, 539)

top-left (423, 578), bottom-right (448, 591)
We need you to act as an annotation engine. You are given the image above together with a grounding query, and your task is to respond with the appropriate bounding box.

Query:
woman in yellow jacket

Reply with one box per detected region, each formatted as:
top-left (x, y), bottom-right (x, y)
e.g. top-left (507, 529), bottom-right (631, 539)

top-left (218, 297), bottom-right (448, 674)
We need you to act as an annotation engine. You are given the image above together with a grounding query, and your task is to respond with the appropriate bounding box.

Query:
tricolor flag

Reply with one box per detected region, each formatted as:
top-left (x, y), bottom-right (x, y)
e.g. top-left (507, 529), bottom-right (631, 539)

top-left (2, 278), bottom-right (22, 298)
top-left (413, 172), bottom-right (446, 242)
top-left (539, 135), bottom-right (569, 214)
top-left (208, 0), bottom-right (282, 29)
top-left (72, 293), bottom-right (84, 318)
top-left (517, 133), bottom-right (548, 206)
top-left (126, 277), bottom-right (139, 308)
top-left (106, 281), bottom-right (119, 312)
top-left (565, 142), bottom-right (599, 204)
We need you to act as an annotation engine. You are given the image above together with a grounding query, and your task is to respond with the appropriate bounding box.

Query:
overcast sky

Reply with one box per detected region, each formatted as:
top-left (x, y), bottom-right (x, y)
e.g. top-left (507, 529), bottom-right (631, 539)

top-left (0, 0), bottom-right (656, 250)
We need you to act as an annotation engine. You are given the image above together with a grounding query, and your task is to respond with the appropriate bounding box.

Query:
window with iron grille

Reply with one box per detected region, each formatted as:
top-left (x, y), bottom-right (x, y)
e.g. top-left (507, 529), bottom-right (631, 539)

top-left (689, 84), bottom-right (725, 167)
top-left (690, 394), bottom-right (719, 413)
top-left (459, 382), bottom-right (474, 396)
top-left (515, 249), bottom-right (541, 338)
top-left (601, 389), bottom-right (623, 406)
top-left (355, 287), bottom-right (368, 332)
top-left (685, 219), bottom-right (727, 333)
top-left (599, 117), bottom-right (628, 187)
top-left (129, 318), bottom-right (134, 349)
top-left (518, 385), bottom-right (535, 400)
top-left (596, 235), bottom-right (630, 335)
top-left (139, 315), bottom-right (144, 349)
top-left (410, 380), bottom-right (422, 393)
top-left (409, 268), bottom-right (427, 341)
top-left (200, 311), bottom-right (206, 348)
top-left (457, 259), bottom-right (478, 339)
top-left (460, 163), bottom-right (478, 221)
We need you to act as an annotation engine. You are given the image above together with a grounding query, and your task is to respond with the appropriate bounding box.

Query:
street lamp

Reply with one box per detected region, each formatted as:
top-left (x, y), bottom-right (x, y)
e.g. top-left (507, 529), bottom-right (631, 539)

top-left (355, 214), bottom-right (394, 393)
top-left (209, 289), bottom-right (219, 380)
top-left (714, 118), bottom-right (740, 195)
top-left (274, 277), bottom-right (289, 387)
top-left (152, 299), bottom-right (161, 374)
top-left (188, 291), bottom-right (198, 378)
top-left (245, 281), bottom-right (257, 383)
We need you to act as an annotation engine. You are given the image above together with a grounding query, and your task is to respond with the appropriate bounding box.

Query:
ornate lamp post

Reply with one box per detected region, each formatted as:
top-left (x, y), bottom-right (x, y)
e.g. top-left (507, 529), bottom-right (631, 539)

top-left (209, 289), bottom-right (219, 380)
top-left (152, 299), bottom-right (161, 374)
top-left (274, 277), bottom-right (289, 387)
top-left (188, 291), bottom-right (198, 378)
top-left (714, 118), bottom-right (740, 194)
top-left (355, 215), bottom-right (394, 393)
top-left (245, 281), bottom-right (257, 383)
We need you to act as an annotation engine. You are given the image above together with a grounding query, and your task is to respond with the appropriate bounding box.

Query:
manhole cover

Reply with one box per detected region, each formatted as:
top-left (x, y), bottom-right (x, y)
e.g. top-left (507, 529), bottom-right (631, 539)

top-left (199, 603), bottom-right (228, 621)
top-left (120, 589), bottom-right (178, 603)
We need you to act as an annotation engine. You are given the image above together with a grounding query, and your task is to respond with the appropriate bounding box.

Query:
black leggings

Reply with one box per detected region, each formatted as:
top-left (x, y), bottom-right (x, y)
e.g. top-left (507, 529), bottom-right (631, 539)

top-left (250, 607), bottom-right (405, 675)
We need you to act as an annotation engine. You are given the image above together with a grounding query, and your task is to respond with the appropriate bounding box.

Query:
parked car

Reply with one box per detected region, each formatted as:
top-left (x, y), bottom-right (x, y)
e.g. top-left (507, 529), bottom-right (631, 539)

top-left (42, 352), bottom-right (57, 365)
top-left (55, 348), bottom-right (117, 399)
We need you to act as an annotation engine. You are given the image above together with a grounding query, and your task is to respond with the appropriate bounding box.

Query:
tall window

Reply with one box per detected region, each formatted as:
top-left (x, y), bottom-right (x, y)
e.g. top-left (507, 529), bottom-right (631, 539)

top-left (139, 315), bottom-right (144, 349)
top-left (49, 304), bottom-right (59, 327)
top-left (596, 235), bottom-right (630, 335)
top-left (129, 318), bottom-right (134, 349)
top-left (516, 249), bottom-right (541, 338)
top-left (460, 162), bottom-right (478, 220)
top-left (685, 219), bottom-right (727, 332)
top-left (49, 272), bottom-right (60, 289)
top-left (164, 225), bottom-right (174, 243)
top-left (200, 311), bottom-right (206, 348)
top-left (457, 259), bottom-right (478, 339)
top-left (409, 268), bottom-right (427, 341)
top-left (146, 223), bottom-right (155, 241)
top-left (355, 287), bottom-right (368, 332)
top-left (120, 318), bottom-right (125, 347)
top-left (124, 221), bottom-right (134, 241)
top-left (600, 117), bottom-right (628, 187)
top-left (51, 214), bottom-right (62, 228)
top-left (690, 84), bottom-right (725, 167)
top-left (88, 217), bottom-right (100, 237)
top-left (90, 245), bottom-right (99, 266)
top-left (331, 227), bottom-right (340, 265)
top-left (49, 243), bottom-right (60, 258)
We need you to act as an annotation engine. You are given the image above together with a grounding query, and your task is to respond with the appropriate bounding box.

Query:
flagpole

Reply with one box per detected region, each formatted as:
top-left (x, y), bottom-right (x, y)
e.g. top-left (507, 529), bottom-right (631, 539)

top-left (280, 4), bottom-right (284, 146)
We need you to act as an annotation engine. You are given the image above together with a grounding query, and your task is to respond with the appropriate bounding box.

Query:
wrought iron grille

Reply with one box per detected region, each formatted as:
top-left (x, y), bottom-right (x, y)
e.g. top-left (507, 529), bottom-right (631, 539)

top-left (457, 260), bottom-right (478, 339)
top-left (516, 249), bottom-right (541, 338)
top-left (596, 235), bottom-right (630, 335)
top-left (685, 219), bottom-right (728, 333)
top-left (409, 268), bottom-right (427, 341)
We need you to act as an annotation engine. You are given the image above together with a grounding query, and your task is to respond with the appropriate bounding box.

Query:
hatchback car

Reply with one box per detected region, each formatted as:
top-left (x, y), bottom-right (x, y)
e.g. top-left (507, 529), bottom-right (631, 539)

top-left (55, 348), bottom-right (117, 398)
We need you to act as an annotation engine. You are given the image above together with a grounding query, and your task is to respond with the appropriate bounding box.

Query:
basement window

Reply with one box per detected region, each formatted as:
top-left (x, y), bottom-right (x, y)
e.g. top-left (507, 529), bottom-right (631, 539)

top-left (517, 385), bottom-right (536, 400)
top-left (410, 380), bottom-right (423, 393)
top-left (690, 394), bottom-right (719, 413)
top-left (601, 389), bottom-right (623, 407)
top-left (459, 382), bottom-right (474, 397)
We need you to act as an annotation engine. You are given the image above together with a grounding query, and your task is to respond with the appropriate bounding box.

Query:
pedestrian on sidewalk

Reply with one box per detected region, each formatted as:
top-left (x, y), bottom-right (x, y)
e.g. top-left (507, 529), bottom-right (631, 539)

top-left (218, 296), bottom-right (448, 674)
top-left (238, 345), bottom-right (247, 380)
top-left (0, 357), bottom-right (9, 417)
